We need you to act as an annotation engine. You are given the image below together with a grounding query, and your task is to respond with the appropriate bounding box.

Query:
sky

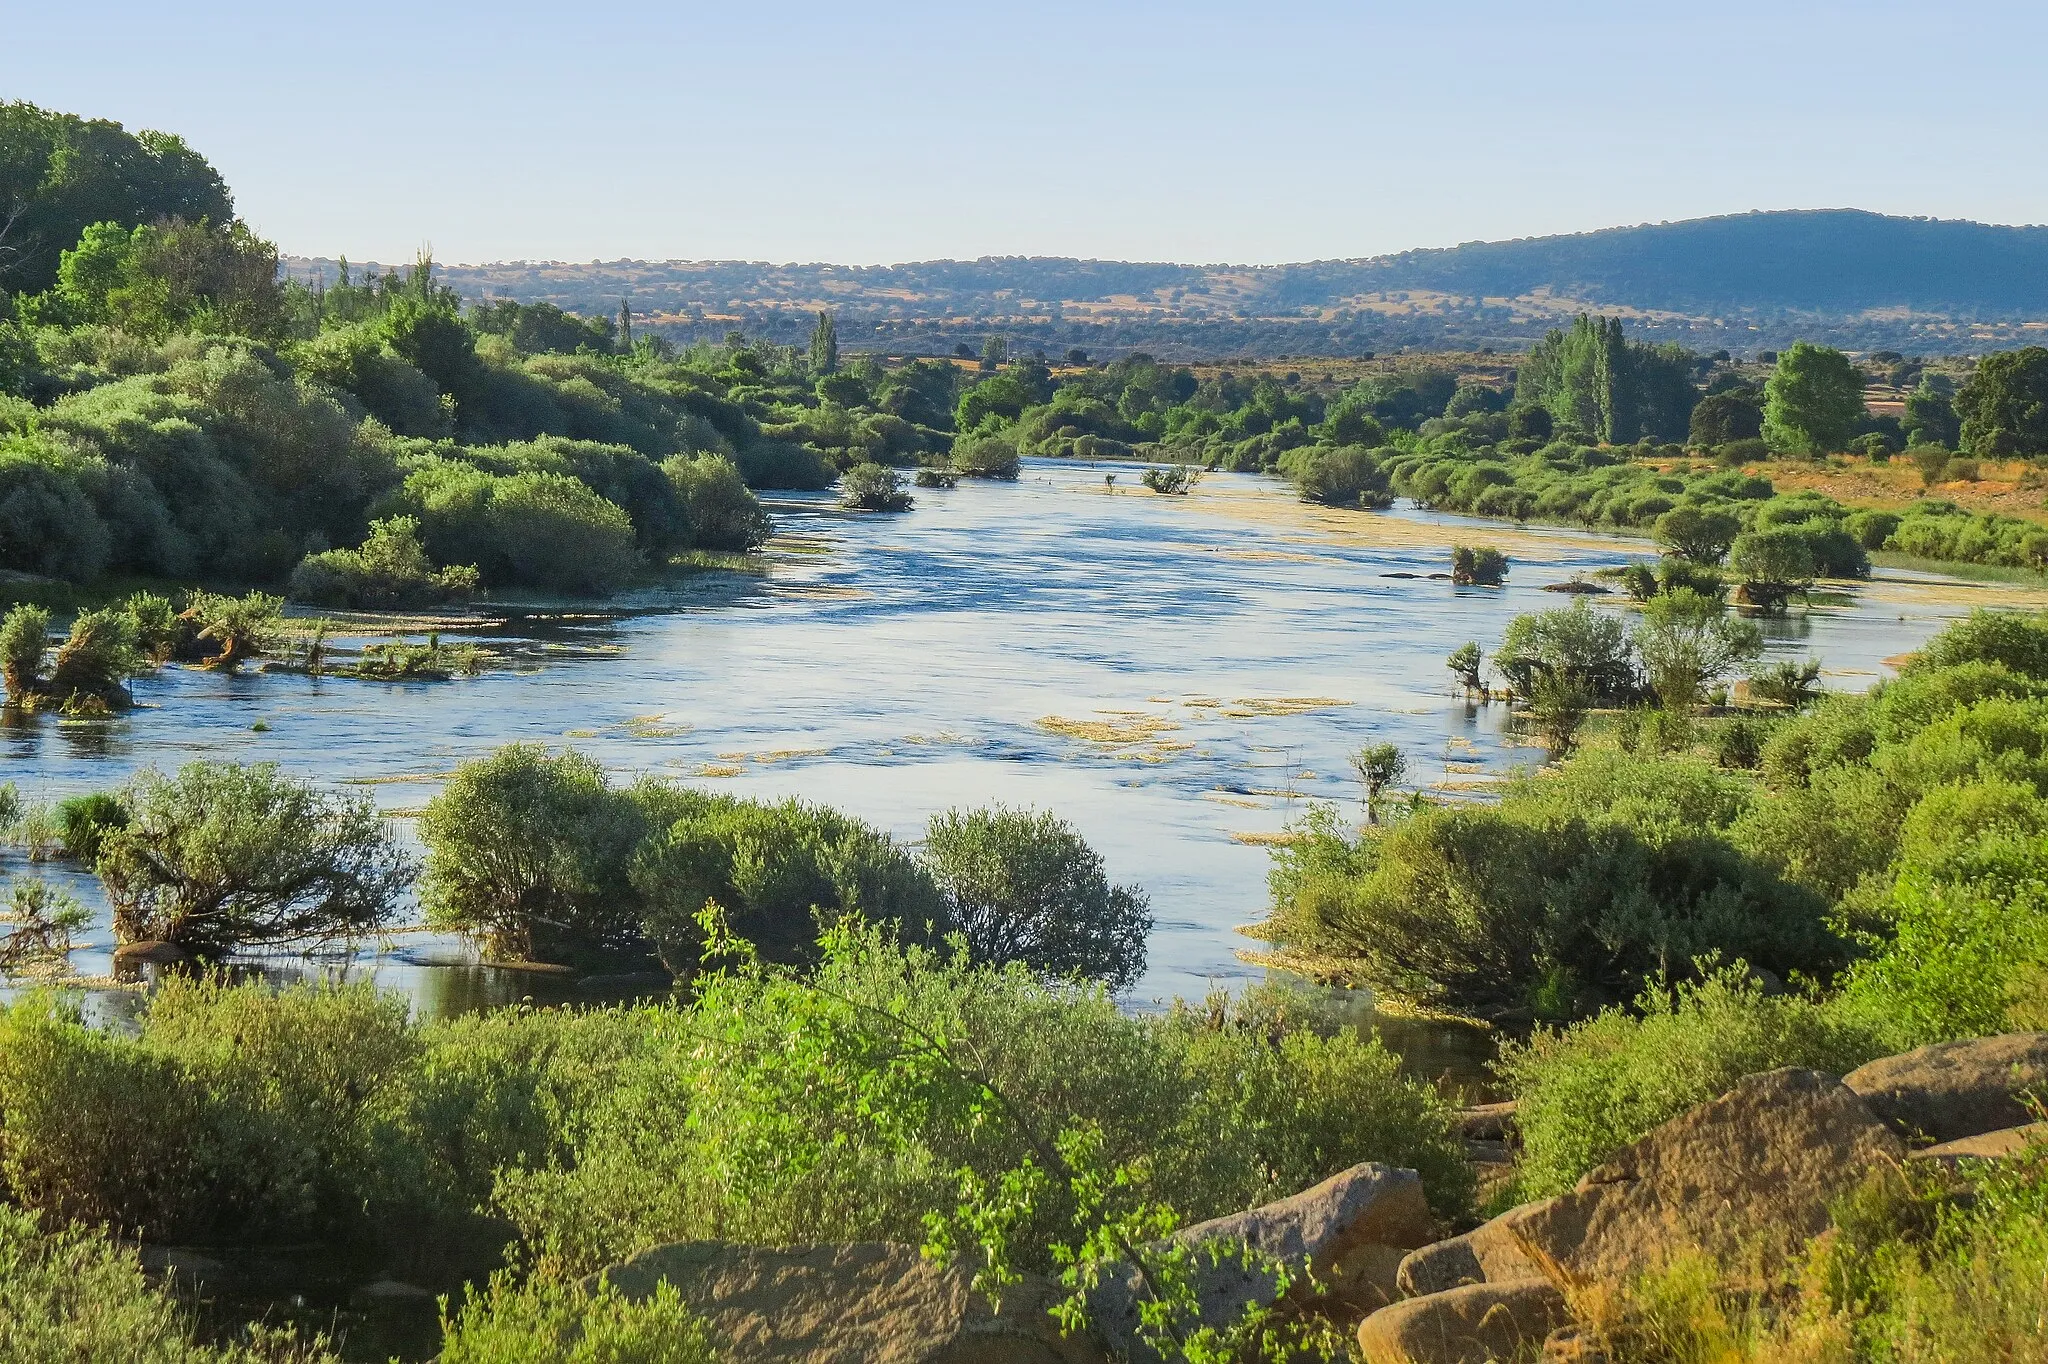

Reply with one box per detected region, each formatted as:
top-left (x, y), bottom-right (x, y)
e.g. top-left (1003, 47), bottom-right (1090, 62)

top-left (5, 0), bottom-right (2045, 267)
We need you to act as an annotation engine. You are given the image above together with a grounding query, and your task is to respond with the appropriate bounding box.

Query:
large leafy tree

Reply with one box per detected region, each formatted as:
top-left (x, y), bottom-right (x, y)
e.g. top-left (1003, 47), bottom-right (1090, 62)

top-left (1517, 314), bottom-right (1697, 444)
top-left (1904, 377), bottom-right (1962, 449)
top-left (52, 217), bottom-right (284, 339)
top-left (1956, 346), bottom-right (2048, 456)
top-left (1762, 342), bottom-right (1864, 455)
top-left (0, 101), bottom-right (230, 295)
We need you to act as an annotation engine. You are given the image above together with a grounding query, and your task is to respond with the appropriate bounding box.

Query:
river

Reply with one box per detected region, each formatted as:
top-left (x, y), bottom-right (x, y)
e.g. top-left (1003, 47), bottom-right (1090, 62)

top-left (2, 459), bottom-right (2035, 1031)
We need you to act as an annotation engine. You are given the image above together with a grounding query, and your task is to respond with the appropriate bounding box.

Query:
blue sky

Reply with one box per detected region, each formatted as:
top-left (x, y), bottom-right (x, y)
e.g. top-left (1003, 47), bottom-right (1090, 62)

top-left (5, 1), bottom-right (2043, 266)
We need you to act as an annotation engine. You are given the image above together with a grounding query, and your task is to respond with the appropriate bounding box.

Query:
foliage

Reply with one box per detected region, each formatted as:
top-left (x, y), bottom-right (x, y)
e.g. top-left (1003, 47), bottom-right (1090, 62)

top-left (1352, 744), bottom-right (1407, 824)
top-left (1450, 544), bottom-right (1507, 586)
top-left (418, 745), bottom-right (652, 962)
top-left (0, 604), bottom-right (48, 701)
top-left (1140, 464), bottom-right (1201, 495)
top-left (186, 590), bottom-right (283, 669)
top-left (663, 453), bottom-right (769, 551)
top-left (1447, 641), bottom-right (1485, 693)
top-left (0, 880), bottom-right (91, 975)
top-left (838, 461), bottom-right (913, 511)
top-left (1632, 588), bottom-right (1762, 712)
top-left (389, 460), bottom-right (640, 595)
top-left (1495, 600), bottom-right (1637, 702)
top-left (1730, 528), bottom-right (1816, 612)
top-left (631, 793), bottom-right (948, 974)
top-left (286, 515), bottom-right (479, 609)
top-left (1956, 345), bottom-right (2048, 456)
top-left (439, 1273), bottom-right (714, 1364)
top-left (1654, 505), bottom-right (1742, 564)
top-left (921, 806), bottom-right (1151, 990)
top-left (1746, 658), bottom-right (1822, 710)
top-left (1762, 342), bottom-right (1864, 455)
top-left (1278, 444), bottom-right (1391, 508)
top-left (1518, 314), bottom-right (1697, 443)
top-left (54, 791), bottom-right (127, 861)
top-left (949, 433), bottom-right (1021, 479)
top-left (97, 761), bottom-right (411, 957)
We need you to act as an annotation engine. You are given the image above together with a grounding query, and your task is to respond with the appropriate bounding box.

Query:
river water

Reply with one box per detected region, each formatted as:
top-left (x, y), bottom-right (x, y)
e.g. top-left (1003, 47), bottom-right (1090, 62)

top-left (2, 459), bottom-right (2032, 1028)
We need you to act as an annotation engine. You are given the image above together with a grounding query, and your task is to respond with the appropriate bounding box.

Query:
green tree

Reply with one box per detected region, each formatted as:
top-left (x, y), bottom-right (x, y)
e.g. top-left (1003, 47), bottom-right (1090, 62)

top-left (664, 453), bottom-right (770, 551)
top-left (0, 604), bottom-right (48, 703)
top-left (980, 334), bottom-right (1008, 372)
top-left (1517, 315), bottom-right (1697, 443)
top-left (97, 761), bottom-right (411, 958)
top-left (418, 745), bottom-right (652, 962)
top-left (1653, 506), bottom-right (1743, 564)
top-left (1730, 528), bottom-right (1817, 613)
top-left (1352, 744), bottom-right (1408, 825)
top-left (838, 462), bottom-right (912, 512)
top-left (808, 310), bottom-right (839, 376)
top-left (1495, 601), bottom-right (1637, 702)
top-left (1631, 588), bottom-right (1763, 713)
top-left (1956, 347), bottom-right (2048, 456)
top-left (1687, 390), bottom-right (1763, 447)
top-left (1903, 378), bottom-right (1961, 449)
top-left (1447, 641), bottom-right (1485, 694)
top-left (1762, 342), bottom-right (1864, 455)
top-left (920, 806), bottom-right (1151, 989)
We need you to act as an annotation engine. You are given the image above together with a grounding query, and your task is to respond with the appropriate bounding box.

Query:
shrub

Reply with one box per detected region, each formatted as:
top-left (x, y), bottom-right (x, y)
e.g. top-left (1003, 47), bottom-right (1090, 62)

top-left (54, 792), bottom-right (127, 862)
top-left (630, 793), bottom-right (948, 974)
top-left (185, 590), bottom-right (283, 670)
top-left (731, 438), bottom-right (834, 491)
top-left (438, 1274), bottom-right (713, 1364)
top-left (42, 608), bottom-right (140, 712)
top-left (1140, 464), bottom-right (1201, 495)
top-left (913, 467), bottom-right (957, 488)
top-left (921, 806), bottom-right (1151, 990)
top-left (1747, 658), bottom-right (1823, 709)
top-left (1495, 601), bottom-right (1637, 702)
top-left (662, 453), bottom-right (769, 551)
top-left (0, 605), bottom-right (48, 703)
top-left (1497, 967), bottom-right (1894, 1198)
top-left (837, 461), bottom-right (913, 511)
top-left (418, 745), bottom-right (652, 962)
top-left (392, 462), bottom-right (640, 595)
top-left (1653, 507), bottom-right (1741, 565)
top-left (98, 761), bottom-right (412, 958)
top-left (949, 433), bottom-right (1021, 480)
top-left (287, 516), bottom-right (480, 610)
top-left (1910, 609), bottom-right (2048, 678)
top-left (1730, 528), bottom-right (1816, 613)
top-left (1450, 545), bottom-right (1507, 586)
top-left (1282, 445), bottom-right (1391, 508)
top-left (1632, 588), bottom-right (1762, 713)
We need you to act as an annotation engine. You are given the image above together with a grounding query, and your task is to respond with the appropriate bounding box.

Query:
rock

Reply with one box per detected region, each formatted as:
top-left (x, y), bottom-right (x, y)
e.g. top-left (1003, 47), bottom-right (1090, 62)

top-left (1502, 1069), bottom-right (1903, 1291)
top-left (591, 1241), bottom-right (1105, 1364)
top-left (1356, 1280), bottom-right (1569, 1364)
top-left (1396, 1213), bottom-right (1544, 1298)
top-left (1910, 1121), bottom-right (2048, 1166)
top-left (1319, 1242), bottom-right (1410, 1316)
top-left (114, 940), bottom-right (190, 966)
top-left (1091, 1162), bottom-right (1435, 1361)
top-left (1542, 1325), bottom-right (1613, 1362)
top-left (1843, 1033), bottom-right (2048, 1144)
top-left (1454, 1102), bottom-right (1517, 1142)
top-left (137, 1245), bottom-right (227, 1294)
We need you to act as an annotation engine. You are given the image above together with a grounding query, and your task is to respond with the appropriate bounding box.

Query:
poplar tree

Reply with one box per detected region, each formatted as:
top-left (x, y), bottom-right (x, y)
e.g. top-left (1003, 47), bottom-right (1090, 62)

top-left (618, 298), bottom-right (633, 354)
top-left (809, 310), bottom-right (839, 375)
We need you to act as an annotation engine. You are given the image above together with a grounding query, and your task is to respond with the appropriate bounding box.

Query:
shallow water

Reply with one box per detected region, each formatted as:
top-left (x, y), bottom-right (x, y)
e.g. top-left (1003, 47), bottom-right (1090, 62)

top-left (3, 460), bottom-right (2034, 1020)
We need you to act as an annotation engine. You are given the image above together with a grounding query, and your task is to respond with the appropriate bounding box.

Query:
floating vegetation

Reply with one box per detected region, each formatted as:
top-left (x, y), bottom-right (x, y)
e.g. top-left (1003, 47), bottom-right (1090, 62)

top-left (713, 747), bottom-right (834, 765)
top-left (345, 772), bottom-right (457, 786)
top-left (696, 763), bottom-right (745, 778)
top-left (1230, 830), bottom-right (1303, 846)
top-left (1202, 790), bottom-right (1267, 809)
top-left (1038, 714), bottom-right (1182, 745)
top-left (352, 634), bottom-right (485, 680)
top-left (671, 549), bottom-right (770, 575)
top-left (622, 714), bottom-right (691, 739)
top-left (1222, 696), bottom-right (1353, 718)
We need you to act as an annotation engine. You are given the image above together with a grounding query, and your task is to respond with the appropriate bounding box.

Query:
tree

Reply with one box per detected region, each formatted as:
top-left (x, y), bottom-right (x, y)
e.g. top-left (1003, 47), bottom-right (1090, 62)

top-left (1450, 545), bottom-right (1507, 586)
top-left (1687, 391), bottom-right (1763, 447)
top-left (1903, 379), bottom-right (1961, 449)
top-left (1447, 642), bottom-right (1485, 695)
top-left (185, 591), bottom-right (282, 670)
top-left (921, 806), bottom-right (1150, 990)
top-left (1956, 347), bottom-right (2048, 456)
top-left (418, 745), bottom-right (650, 961)
top-left (45, 607), bottom-right (140, 711)
top-left (838, 462), bottom-right (913, 512)
top-left (980, 335), bottom-right (1008, 372)
top-left (1730, 528), bottom-right (1817, 613)
top-left (1652, 507), bottom-right (1742, 564)
top-left (1352, 744), bottom-right (1407, 825)
top-left (0, 604), bottom-right (48, 703)
top-left (1517, 315), bottom-right (1697, 443)
top-left (97, 761), bottom-right (411, 958)
top-left (617, 298), bottom-right (633, 353)
top-left (809, 310), bottom-right (839, 376)
top-left (1762, 342), bottom-right (1863, 455)
top-left (1631, 588), bottom-right (1763, 713)
top-left (664, 453), bottom-right (771, 551)
top-left (1495, 601), bottom-right (1637, 702)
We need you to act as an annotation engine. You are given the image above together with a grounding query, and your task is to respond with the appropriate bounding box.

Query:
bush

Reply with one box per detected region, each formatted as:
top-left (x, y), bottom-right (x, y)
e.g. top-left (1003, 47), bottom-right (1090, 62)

top-left (0, 605), bottom-right (48, 703)
top-left (630, 793), bottom-right (948, 974)
top-left (185, 590), bottom-right (283, 670)
top-left (98, 761), bottom-right (412, 958)
top-left (837, 461), bottom-right (913, 511)
top-left (1498, 967), bottom-right (1895, 1199)
top-left (913, 467), bottom-right (957, 489)
top-left (662, 453), bottom-right (769, 551)
top-left (1140, 464), bottom-right (1201, 495)
top-left (418, 745), bottom-right (653, 962)
top-left (921, 806), bottom-right (1152, 990)
top-left (1450, 545), bottom-right (1507, 586)
top-left (54, 792), bottom-right (127, 862)
top-left (1281, 445), bottom-right (1391, 508)
top-left (949, 433), bottom-right (1021, 480)
top-left (1495, 601), bottom-right (1637, 702)
top-left (391, 462), bottom-right (640, 595)
top-left (438, 1274), bottom-right (713, 1364)
top-left (287, 516), bottom-right (479, 610)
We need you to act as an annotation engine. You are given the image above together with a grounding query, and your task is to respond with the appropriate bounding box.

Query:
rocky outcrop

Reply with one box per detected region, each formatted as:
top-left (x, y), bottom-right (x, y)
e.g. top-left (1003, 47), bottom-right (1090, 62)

top-left (1843, 1033), bottom-right (2048, 1144)
top-left (1502, 1069), bottom-right (1901, 1291)
top-left (1356, 1280), bottom-right (1569, 1364)
top-left (1910, 1121), bottom-right (2048, 1165)
top-left (1395, 1213), bottom-right (1543, 1299)
top-left (1089, 1162), bottom-right (1436, 1362)
top-left (591, 1241), bottom-right (1106, 1364)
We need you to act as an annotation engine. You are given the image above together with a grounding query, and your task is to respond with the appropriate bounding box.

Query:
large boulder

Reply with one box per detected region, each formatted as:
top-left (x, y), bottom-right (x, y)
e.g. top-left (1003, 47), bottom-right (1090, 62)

top-left (1502, 1069), bottom-right (1902, 1291)
top-left (1356, 1280), bottom-right (1569, 1364)
top-left (1395, 1212), bottom-right (1545, 1299)
top-left (590, 1241), bottom-right (1106, 1364)
top-left (1843, 1033), bottom-right (2048, 1144)
top-left (1090, 1162), bottom-right (1435, 1361)
top-left (1910, 1121), bottom-right (2048, 1166)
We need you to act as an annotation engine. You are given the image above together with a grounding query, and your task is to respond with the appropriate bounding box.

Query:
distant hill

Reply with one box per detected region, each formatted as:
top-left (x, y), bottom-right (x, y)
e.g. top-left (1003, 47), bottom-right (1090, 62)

top-left (286, 211), bottom-right (2048, 359)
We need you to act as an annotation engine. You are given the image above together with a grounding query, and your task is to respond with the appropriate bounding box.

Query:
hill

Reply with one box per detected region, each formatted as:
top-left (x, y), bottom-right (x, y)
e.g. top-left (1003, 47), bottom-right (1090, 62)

top-left (285, 210), bottom-right (2048, 360)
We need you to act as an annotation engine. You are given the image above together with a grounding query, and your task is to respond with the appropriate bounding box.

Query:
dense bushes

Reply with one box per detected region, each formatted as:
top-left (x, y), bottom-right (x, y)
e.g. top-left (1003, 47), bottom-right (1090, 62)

top-left (662, 453), bottom-right (769, 551)
top-left (286, 515), bottom-right (478, 608)
top-left (384, 459), bottom-right (640, 595)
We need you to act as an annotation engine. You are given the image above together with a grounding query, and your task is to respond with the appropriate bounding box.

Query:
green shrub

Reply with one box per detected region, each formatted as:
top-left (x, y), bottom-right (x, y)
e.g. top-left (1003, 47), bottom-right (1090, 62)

top-left (1450, 545), bottom-right (1507, 586)
top-left (418, 745), bottom-right (653, 962)
top-left (837, 461), bottom-right (912, 511)
top-left (185, 591), bottom-right (283, 671)
top-left (1280, 444), bottom-right (1391, 507)
top-left (662, 453), bottom-right (769, 551)
top-left (438, 1273), bottom-right (713, 1364)
top-left (1498, 968), bottom-right (1894, 1198)
top-left (0, 604), bottom-right (49, 702)
top-left (921, 805), bottom-right (1151, 990)
top-left (950, 432), bottom-right (1021, 480)
top-left (391, 461), bottom-right (639, 595)
top-left (1495, 601), bottom-right (1637, 702)
top-left (54, 792), bottom-right (127, 862)
top-left (630, 792), bottom-right (947, 973)
top-left (731, 438), bottom-right (833, 490)
top-left (1909, 609), bottom-right (2048, 678)
top-left (287, 516), bottom-right (480, 609)
top-left (45, 606), bottom-right (141, 711)
top-left (98, 761), bottom-right (411, 958)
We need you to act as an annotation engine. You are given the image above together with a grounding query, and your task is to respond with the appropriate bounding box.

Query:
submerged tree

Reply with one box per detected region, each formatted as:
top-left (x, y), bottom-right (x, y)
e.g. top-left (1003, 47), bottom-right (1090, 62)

top-left (1352, 744), bottom-right (1407, 825)
top-left (1447, 641), bottom-right (1486, 696)
top-left (1631, 588), bottom-right (1762, 713)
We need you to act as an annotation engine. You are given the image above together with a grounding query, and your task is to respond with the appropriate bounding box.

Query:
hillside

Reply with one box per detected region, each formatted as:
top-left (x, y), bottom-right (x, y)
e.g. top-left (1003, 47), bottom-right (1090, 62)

top-left (286, 210), bottom-right (2048, 359)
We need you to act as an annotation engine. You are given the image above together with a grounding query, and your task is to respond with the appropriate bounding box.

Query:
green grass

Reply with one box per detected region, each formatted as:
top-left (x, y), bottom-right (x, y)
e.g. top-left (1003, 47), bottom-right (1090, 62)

top-left (1871, 551), bottom-right (2048, 585)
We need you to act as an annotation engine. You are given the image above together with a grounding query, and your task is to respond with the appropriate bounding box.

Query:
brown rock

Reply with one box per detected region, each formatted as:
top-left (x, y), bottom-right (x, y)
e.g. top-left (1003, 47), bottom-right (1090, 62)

top-left (1455, 1102), bottom-right (1518, 1142)
top-left (1319, 1242), bottom-right (1410, 1316)
top-left (1844, 1033), bottom-right (2048, 1144)
top-left (1503, 1069), bottom-right (1903, 1291)
top-left (1092, 1162), bottom-right (1435, 1361)
top-left (1910, 1121), bottom-right (2048, 1166)
top-left (1357, 1280), bottom-right (1569, 1364)
top-left (1396, 1212), bottom-right (1545, 1299)
top-left (114, 940), bottom-right (190, 966)
top-left (591, 1241), bottom-right (1105, 1364)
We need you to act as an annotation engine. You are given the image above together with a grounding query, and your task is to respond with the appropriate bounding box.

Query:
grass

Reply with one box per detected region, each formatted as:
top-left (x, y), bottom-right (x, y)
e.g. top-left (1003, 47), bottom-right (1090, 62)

top-left (1872, 551), bottom-right (2048, 585)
